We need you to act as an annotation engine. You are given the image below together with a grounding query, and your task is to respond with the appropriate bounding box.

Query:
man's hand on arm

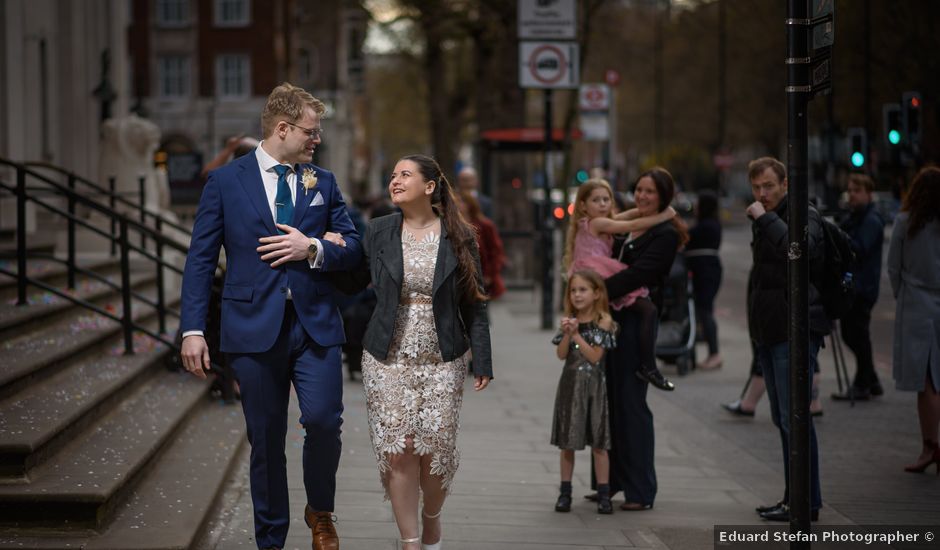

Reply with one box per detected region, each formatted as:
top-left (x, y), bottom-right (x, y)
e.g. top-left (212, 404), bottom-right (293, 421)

top-left (257, 224), bottom-right (313, 268)
top-left (180, 335), bottom-right (211, 379)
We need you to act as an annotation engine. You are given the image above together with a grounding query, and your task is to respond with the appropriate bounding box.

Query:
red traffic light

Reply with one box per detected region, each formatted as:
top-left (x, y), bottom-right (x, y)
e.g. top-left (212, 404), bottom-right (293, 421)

top-left (910, 96), bottom-right (921, 108)
top-left (553, 207), bottom-right (565, 220)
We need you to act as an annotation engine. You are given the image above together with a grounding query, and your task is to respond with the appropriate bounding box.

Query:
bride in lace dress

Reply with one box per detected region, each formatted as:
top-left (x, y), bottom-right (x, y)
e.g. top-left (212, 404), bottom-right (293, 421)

top-left (358, 154), bottom-right (493, 550)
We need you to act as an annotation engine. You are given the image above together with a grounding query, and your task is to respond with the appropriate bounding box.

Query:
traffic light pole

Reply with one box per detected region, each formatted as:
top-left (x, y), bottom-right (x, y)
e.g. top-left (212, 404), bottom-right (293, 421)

top-left (541, 89), bottom-right (555, 330)
top-left (786, 0), bottom-right (812, 545)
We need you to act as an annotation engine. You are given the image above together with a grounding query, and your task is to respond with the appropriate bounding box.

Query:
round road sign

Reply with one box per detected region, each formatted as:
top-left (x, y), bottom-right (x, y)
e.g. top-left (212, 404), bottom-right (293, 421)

top-left (528, 44), bottom-right (568, 85)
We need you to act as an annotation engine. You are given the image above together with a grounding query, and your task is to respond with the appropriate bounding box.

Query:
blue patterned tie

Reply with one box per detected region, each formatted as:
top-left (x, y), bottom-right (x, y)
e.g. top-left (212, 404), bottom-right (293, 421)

top-left (273, 164), bottom-right (294, 234)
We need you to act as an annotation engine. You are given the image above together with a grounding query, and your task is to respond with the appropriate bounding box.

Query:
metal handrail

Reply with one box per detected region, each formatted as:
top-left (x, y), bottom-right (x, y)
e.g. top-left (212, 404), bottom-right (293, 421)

top-left (21, 161), bottom-right (194, 236)
top-left (0, 157), bottom-right (234, 402)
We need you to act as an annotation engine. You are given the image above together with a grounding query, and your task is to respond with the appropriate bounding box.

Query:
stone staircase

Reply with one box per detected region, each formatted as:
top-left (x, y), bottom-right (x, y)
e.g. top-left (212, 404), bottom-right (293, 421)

top-left (0, 255), bottom-right (246, 549)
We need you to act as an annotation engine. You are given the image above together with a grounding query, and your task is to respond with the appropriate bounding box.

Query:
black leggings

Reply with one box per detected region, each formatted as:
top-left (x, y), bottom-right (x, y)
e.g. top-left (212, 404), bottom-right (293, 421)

top-left (626, 297), bottom-right (659, 372)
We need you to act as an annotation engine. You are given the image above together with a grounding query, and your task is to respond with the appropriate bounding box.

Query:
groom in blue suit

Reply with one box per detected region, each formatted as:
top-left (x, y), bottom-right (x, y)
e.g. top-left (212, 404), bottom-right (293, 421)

top-left (180, 83), bottom-right (361, 550)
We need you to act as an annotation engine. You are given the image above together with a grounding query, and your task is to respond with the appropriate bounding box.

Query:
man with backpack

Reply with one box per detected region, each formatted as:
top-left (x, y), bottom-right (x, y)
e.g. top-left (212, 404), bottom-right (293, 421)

top-left (831, 173), bottom-right (885, 401)
top-left (745, 157), bottom-right (827, 522)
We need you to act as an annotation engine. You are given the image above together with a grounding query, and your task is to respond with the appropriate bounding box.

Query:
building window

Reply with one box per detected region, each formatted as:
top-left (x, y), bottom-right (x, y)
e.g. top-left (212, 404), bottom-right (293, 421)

top-left (156, 0), bottom-right (189, 27)
top-left (216, 55), bottom-right (251, 98)
top-left (157, 55), bottom-right (190, 98)
top-left (214, 0), bottom-right (251, 27)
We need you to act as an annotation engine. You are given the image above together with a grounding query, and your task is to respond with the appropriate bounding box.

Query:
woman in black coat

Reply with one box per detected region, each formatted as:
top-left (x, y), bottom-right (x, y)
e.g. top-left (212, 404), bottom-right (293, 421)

top-left (602, 167), bottom-right (687, 510)
top-left (344, 154), bottom-right (492, 550)
top-left (686, 190), bottom-right (723, 369)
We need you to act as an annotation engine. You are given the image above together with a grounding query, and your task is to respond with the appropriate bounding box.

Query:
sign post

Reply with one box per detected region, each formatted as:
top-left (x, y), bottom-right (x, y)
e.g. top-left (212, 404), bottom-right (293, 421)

top-left (518, 0), bottom-right (578, 330)
top-left (786, 0), bottom-right (833, 544)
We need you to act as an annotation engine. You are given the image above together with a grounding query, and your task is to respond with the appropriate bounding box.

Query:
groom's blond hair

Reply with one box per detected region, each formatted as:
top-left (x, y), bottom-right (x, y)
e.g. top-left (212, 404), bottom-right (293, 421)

top-left (261, 83), bottom-right (325, 138)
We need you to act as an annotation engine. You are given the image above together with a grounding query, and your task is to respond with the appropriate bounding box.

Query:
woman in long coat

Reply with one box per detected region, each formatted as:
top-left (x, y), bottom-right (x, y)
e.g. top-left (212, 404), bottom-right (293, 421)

top-left (888, 166), bottom-right (940, 474)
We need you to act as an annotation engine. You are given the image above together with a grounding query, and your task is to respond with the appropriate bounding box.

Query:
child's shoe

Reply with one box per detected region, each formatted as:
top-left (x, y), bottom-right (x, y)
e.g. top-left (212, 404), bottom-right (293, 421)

top-left (596, 483), bottom-right (613, 514)
top-left (555, 493), bottom-right (572, 512)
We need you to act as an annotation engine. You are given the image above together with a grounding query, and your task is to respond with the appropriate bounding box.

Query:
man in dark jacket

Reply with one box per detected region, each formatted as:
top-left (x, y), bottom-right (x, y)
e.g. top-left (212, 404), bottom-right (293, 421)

top-left (832, 173), bottom-right (885, 401)
top-left (746, 157), bottom-right (827, 522)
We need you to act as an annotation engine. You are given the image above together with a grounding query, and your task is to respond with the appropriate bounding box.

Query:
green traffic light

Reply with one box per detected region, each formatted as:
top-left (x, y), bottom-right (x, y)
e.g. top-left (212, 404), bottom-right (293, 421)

top-left (851, 152), bottom-right (865, 167)
top-left (575, 170), bottom-right (589, 183)
top-left (888, 129), bottom-right (901, 145)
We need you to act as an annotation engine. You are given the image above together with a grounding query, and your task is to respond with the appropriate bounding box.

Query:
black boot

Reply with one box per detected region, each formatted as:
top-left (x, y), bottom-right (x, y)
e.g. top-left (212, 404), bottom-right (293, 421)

top-left (596, 484), bottom-right (612, 514)
top-left (555, 481), bottom-right (572, 512)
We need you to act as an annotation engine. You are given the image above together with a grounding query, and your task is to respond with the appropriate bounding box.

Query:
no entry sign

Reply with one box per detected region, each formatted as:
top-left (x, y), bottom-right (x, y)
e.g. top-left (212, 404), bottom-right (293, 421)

top-left (519, 41), bottom-right (579, 89)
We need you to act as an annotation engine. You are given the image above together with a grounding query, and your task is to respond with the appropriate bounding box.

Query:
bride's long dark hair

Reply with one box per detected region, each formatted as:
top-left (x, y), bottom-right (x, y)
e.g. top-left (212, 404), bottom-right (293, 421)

top-left (400, 154), bottom-right (487, 302)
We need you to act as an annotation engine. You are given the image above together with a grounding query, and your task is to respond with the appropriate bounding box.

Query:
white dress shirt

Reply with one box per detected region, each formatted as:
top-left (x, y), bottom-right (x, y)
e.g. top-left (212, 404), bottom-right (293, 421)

top-left (182, 143), bottom-right (325, 340)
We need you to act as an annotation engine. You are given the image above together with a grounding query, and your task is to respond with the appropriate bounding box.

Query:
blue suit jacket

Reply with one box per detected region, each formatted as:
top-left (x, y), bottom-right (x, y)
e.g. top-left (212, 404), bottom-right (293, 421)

top-left (180, 152), bottom-right (362, 353)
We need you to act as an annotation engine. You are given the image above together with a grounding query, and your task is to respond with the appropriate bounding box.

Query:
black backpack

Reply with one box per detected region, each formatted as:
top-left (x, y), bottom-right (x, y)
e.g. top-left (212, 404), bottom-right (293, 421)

top-left (820, 218), bottom-right (857, 320)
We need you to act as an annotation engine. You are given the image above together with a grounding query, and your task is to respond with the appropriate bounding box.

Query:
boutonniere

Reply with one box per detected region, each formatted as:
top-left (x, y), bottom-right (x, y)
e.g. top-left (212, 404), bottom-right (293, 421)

top-left (302, 168), bottom-right (318, 195)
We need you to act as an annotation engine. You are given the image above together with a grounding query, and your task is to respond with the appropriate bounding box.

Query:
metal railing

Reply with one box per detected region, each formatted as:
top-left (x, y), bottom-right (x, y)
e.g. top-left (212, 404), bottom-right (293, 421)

top-left (0, 158), bottom-right (235, 402)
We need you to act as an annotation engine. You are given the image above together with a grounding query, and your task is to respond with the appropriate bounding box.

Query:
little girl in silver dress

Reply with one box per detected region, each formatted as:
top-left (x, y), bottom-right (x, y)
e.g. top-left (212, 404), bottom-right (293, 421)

top-left (551, 270), bottom-right (618, 514)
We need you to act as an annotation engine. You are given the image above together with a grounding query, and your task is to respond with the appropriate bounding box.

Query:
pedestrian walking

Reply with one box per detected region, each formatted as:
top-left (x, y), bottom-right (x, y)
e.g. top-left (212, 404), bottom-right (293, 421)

top-left (457, 190), bottom-right (507, 300)
top-left (180, 83), bottom-right (362, 550)
top-left (350, 154), bottom-right (493, 550)
top-left (563, 178), bottom-right (677, 391)
top-left (831, 173), bottom-right (885, 401)
top-left (887, 166), bottom-right (940, 474)
top-left (551, 270), bottom-right (619, 515)
top-left (686, 190), bottom-right (723, 370)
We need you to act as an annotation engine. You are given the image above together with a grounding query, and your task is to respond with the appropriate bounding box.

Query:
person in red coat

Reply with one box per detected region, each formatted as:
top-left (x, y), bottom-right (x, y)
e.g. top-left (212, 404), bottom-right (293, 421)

top-left (458, 190), bottom-right (506, 299)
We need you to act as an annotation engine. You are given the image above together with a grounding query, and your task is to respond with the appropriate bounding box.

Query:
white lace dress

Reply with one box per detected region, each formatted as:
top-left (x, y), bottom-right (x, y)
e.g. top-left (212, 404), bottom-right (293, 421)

top-left (361, 230), bottom-right (470, 495)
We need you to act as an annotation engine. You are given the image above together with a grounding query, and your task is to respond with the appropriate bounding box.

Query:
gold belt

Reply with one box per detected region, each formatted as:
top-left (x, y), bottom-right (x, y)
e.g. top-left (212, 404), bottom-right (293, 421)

top-left (400, 296), bottom-right (432, 305)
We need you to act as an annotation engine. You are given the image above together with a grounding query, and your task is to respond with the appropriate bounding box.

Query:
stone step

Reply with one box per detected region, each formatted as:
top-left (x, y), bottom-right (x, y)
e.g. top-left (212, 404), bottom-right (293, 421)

top-left (0, 317), bottom-right (179, 478)
top-left (0, 284), bottom-right (173, 398)
top-left (0, 398), bottom-right (245, 549)
top-left (0, 257), bottom-right (120, 301)
top-left (0, 269), bottom-right (153, 339)
top-left (0, 236), bottom-right (57, 258)
top-left (0, 368), bottom-right (213, 530)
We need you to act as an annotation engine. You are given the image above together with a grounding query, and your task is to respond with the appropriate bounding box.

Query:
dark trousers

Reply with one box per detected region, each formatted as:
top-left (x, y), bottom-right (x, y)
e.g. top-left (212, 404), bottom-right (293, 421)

top-left (692, 264), bottom-right (722, 356)
top-left (839, 299), bottom-right (880, 391)
top-left (229, 303), bottom-right (344, 550)
top-left (604, 307), bottom-right (658, 505)
top-left (756, 339), bottom-right (823, 510)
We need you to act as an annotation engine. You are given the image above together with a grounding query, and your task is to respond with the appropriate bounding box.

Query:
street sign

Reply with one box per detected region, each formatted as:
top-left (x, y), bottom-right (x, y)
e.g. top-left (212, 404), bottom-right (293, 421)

top-left (519, 41), bottom-right (580, 89)
top-left (812, 19), bottom-right (834, 49)
top-left (811, 0), bottom-right (833, 18)
top-left (604, 69), bottom-right (621, 86)
top-left (579, 84), bottom-right (610, 111)
top-left (579, 112), bottom-right (609, 141)
top-left (811, 55), bottom-right (831, 97)
top-left (518, 0), bottom-right (577, 40)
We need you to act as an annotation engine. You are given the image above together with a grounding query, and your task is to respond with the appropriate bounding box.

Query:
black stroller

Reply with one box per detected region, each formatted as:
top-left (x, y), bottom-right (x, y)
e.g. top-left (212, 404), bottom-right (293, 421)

top-left (655, 253), bottom-right (697, 375)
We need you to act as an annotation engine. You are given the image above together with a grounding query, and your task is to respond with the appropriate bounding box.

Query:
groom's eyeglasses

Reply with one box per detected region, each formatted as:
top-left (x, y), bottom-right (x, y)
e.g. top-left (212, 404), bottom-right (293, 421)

top-left (286, 121), bottom-right (324, 140)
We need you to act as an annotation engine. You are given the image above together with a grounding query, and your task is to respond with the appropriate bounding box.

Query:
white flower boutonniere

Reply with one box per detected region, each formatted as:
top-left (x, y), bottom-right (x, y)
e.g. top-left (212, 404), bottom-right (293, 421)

top-left (302, 168), bottom-right (318, 195)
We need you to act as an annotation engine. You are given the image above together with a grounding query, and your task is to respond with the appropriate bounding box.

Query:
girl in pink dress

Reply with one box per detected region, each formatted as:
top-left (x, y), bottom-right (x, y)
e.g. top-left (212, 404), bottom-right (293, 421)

top-left (563, 179), bottom-right (677, 391)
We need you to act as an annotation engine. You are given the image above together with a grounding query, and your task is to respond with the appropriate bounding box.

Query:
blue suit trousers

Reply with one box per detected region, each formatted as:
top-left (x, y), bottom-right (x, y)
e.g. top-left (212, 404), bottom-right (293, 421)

top-left (230, 302), bottom-right (344, 549)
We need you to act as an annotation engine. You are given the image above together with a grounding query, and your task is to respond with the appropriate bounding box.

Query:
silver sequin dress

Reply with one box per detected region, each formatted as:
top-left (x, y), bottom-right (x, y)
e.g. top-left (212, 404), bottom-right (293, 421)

top-left (361, 231), bottom-right (470, 495)
top-left (550, 323), bottom-right (617, 451)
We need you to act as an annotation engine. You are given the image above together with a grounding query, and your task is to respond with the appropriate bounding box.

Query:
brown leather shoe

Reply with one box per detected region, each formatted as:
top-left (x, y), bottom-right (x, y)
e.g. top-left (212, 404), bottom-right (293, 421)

top-left (304, 505), bottom-right (339, 550)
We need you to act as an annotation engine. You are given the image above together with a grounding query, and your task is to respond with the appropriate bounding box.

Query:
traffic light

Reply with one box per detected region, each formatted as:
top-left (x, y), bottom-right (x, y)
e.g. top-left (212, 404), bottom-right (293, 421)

top-left (883, 103), bottom-right (902, 148)
top-left (575, 169), bottom-right (589, 183)
top-left (846, 127), bottom-right (867, 168)
top-left (902, 91), bottom-right (922, 149)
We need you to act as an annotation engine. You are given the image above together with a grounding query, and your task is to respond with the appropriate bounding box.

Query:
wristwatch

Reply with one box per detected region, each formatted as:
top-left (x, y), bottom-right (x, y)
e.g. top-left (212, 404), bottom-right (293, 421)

top-left (307, 238), bottom-right (319, 260)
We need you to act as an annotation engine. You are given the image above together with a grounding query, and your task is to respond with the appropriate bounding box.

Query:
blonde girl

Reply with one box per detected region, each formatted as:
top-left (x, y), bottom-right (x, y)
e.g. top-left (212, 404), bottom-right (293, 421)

top-left (551, 270), bottom-right (619, 514)
top-left (562, 179), bottom-right (677, 391)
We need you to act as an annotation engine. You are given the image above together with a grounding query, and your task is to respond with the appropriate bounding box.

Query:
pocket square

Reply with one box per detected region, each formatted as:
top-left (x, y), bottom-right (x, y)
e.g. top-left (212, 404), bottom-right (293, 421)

top-left (310, 191), bottom-right (324, 206)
